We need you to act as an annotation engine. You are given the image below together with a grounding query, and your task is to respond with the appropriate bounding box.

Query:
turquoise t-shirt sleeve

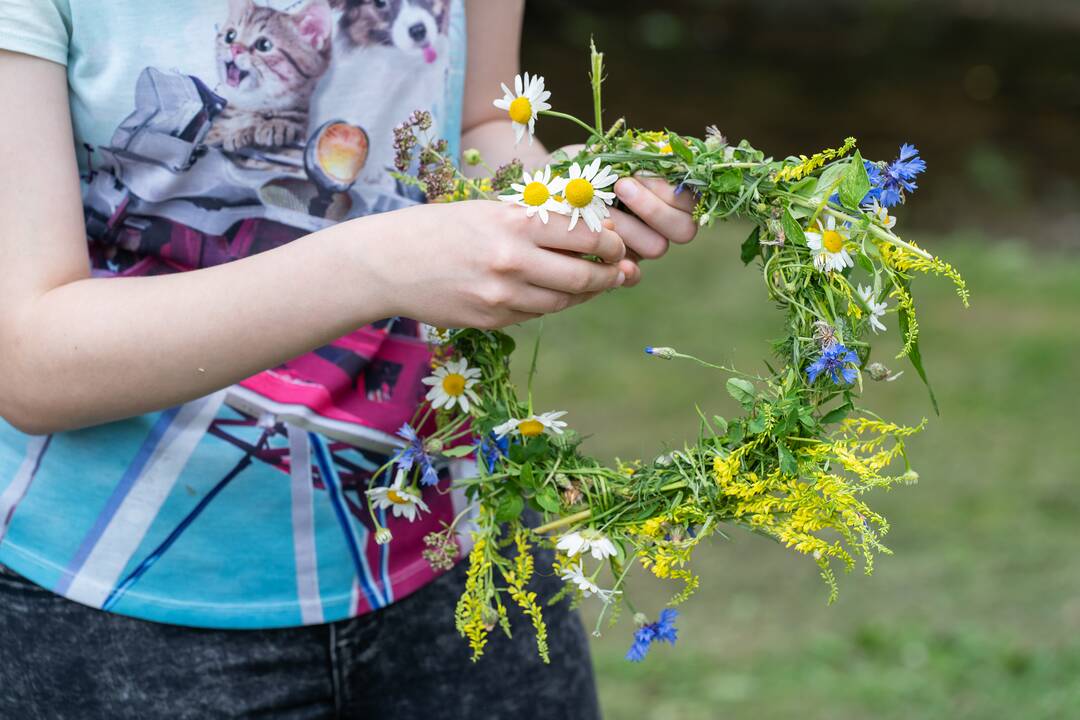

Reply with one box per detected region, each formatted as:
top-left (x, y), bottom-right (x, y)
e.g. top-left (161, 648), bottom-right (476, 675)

top-left (0, 0), bottom-right (71, 66)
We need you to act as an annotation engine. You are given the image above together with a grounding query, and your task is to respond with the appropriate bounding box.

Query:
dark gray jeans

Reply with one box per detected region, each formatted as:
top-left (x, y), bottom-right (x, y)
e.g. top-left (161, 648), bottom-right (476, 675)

top-left (0, 554), bottom-right (600, 719)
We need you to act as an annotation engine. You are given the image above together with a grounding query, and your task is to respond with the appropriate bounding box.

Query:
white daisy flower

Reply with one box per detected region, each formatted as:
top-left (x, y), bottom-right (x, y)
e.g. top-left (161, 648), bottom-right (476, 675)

top-left (559, 158), bottom-right (618, 233)
top-left (559, 563), bottom-right (620, 604)
top-left (492, 72), bottom-right (551, 145)
top-left (805, 215), bottom-right (854, 273)
top-left (420, 324), bottom-right (452, 346)
top-left (366, 470), bottom-right (430, 522)
top-left (556, 528), bottom-right (618, 561)
top-left (421, 357), bottom-right (481, 413)
top-left (868, 199), bottom-right (896, 230)
top-left (493, 410), bottom-right (568, 439)
top-left (560, 562), bottom-right (601, 595)
top-left (857, 284), bottom-right (888, 333)
top-left (498, 165), bottom-right (567, 224)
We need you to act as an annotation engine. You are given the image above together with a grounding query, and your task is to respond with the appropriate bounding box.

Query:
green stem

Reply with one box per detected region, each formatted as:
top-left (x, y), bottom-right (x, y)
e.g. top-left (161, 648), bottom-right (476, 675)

top-left (539, 110), bottom-right (600, 139)
top-left (784, 194), bottom-right (932, 260)
top-left (533, 509), bottom-right (591, 535)
top-left (533, 479), bottom-right (689, 534)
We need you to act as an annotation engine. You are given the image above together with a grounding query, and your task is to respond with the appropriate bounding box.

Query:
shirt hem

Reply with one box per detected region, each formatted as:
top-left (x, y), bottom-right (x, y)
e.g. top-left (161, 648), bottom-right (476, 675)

top-left (0, 540), bottom-right (459, 629)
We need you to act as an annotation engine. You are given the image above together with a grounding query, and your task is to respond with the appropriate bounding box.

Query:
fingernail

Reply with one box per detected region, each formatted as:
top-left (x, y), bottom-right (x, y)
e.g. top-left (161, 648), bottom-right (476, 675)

top-left (615, 271), bottom-right (626, 287)
top-left (616, 178), bottom-right (637, 201)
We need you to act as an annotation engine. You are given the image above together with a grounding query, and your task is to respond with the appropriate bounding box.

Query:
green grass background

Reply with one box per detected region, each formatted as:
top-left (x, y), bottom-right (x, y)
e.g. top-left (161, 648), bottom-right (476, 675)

top-left (508, 226), bottom-right (1080, 719)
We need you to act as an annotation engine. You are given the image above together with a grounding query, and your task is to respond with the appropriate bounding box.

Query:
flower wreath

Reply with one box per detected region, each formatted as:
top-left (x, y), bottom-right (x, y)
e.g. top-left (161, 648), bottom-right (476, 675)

top-left (376, 43), bottom-right (969, 664)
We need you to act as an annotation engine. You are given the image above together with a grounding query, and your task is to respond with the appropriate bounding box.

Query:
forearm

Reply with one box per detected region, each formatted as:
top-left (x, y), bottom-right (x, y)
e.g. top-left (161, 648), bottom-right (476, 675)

top-left (3, 215), bottom-right (395, 434)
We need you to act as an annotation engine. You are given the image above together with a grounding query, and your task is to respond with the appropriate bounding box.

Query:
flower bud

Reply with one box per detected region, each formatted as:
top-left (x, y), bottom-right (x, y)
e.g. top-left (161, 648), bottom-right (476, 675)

top-left (867, 362), bottom-right (891, 381)
top-left (901, 469), bottom-right (920, 484)
top-left (462, 148), bottom-right (482, 166)
top-left (424, 437), bottom-right (445, 454)
top-left (644, 346), bottom-right (677, 360)
top-left (375, 528), bottom-right (393, 545)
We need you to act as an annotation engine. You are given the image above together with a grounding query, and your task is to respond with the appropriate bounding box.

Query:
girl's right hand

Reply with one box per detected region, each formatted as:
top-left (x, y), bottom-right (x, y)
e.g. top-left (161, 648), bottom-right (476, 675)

top-left (368, 200), bottom-right (628, 329)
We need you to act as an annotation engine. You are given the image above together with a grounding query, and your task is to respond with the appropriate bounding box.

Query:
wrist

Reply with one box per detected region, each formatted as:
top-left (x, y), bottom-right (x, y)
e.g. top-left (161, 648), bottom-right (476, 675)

top-left (323, 212), bottom-right (402, 323)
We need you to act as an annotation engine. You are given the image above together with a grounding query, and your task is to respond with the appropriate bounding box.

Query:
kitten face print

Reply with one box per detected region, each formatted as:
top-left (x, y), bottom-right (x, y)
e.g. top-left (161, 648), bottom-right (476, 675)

top-left (332, 0), bottom-right (449, 62)
top-left (216, 0), bottom-right (333, 110)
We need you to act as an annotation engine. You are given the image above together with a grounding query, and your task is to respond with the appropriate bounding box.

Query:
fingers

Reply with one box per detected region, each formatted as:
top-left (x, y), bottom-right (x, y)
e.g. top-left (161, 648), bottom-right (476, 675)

top-left (614, 177), bottom-right (698, 244)
top-left (618, 252), bottom-right (642, 287)
top-left (532, 214), bottom-right (626, 264)
top-left (521, 248), bottom-right (624, 295)
top-left (608, 207), bottom-right (669, 260)
top-left (635, 175), bottom-right (698, 213)
top-left (508, 285), bottom-right (599, 316)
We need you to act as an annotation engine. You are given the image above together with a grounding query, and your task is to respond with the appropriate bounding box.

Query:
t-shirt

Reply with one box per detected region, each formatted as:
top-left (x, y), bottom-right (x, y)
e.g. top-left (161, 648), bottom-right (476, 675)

top-left (0, 0), bottom-right (473, 628)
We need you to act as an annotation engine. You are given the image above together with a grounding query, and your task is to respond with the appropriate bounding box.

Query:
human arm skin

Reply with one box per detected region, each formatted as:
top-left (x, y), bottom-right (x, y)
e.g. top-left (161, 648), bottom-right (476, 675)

top-left (0, 50), bottom-right (625, 435)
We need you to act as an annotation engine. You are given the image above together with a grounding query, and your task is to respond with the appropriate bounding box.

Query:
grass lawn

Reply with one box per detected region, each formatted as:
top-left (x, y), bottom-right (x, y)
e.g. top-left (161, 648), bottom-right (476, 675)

top-left (508, 226), bottom-right (1080, 719)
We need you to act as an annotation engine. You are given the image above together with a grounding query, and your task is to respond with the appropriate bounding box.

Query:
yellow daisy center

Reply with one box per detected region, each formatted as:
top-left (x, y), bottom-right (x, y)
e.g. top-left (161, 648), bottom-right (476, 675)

top-left (518, 419), bottom-right (545, 437)
top-left (441, 373), bottom-right (466, 397)
top-left (659, 143), bottom-right (673, 154)
top-left (386, 489), bottom-right (411, 505)
top-left (508, 96), bottom-right (532, 124)
top-left (522, 181), bottom-right (550, 207)
top-left (564, 178), bottom-right (595, 208)
top-left (822, 230), bottom-right (845, 254)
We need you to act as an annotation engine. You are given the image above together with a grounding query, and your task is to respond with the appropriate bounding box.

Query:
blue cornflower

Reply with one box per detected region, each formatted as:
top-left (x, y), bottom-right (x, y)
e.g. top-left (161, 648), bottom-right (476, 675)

top-left (394, 423), bottom-right (439, 486)
top-left (479, 432), bottom-right (510, 473)
top-left (863, 144), bottom-right (926, 208)
top-left (626, 609), bottom-right (679, 662)
top-left (806, 343), bottom-right (859, 385)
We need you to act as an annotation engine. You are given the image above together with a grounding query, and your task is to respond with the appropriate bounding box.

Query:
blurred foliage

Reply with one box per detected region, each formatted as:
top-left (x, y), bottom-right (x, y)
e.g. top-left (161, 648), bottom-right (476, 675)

top-left (508, 226), bottom-right (1080, 718)
top-left (522, 0), bottom-right (1080, 249)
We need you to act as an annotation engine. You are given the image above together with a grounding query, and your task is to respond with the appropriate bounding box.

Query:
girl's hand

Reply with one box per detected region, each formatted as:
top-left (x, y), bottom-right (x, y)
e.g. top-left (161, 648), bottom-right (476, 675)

top-left (370, 200), bottom-right (627, 329)
top-left (610, 176), bottom-right (699, 287)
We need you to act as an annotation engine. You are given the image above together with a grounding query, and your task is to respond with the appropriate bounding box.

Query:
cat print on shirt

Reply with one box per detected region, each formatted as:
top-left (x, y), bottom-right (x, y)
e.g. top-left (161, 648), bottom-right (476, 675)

top-left (78, 0), bottom-right (461, 443)
top-left (204, 0), bottom-right (334, 153)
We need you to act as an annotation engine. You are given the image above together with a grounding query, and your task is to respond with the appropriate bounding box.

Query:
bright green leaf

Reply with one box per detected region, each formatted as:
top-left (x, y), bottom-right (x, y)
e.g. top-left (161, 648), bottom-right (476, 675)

top-left (667, 132), bottom-right (694, 163)
top-left (782, 208), bottom-right (806, 246)
top-left (839, 150), bottom-right (871, 210)
top-left (495, 492), bottom-right (524, 523)
top-left (726, 378), bottom-right (756, 408)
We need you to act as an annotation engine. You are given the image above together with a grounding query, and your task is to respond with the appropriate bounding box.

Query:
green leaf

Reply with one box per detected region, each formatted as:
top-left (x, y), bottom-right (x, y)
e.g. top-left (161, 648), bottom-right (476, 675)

top-left (712, 416), bottom-right (729, 435)
top-left (495, 492), bottom-right (524, 523)
top-left (726, 378), bottom-right (756, 409)
top-left (778, 442), bottom-right (798, 475)
top-left (782, 208), bottom-right (806, 246)
top-left (496, 331), bottom-right (516, 356)
top-left (535, 486), bottom-right (562, 513)
top-left (839, 150), bottom-right (871, 210)
top-left (714, 169), bottom-right (743, 193)
top-left (667, 132), bottom-right (695, 163)
top-left (440, 444), bottom-right (477, 458)
top-left (726, 419), bottom-right (746, 444)
top-left (519, 462), bottom-right (535, 488)
top-left (856, 251), bottom-right (875, 274)
top-left (814, 163), bottom-right (847, 199)
top-left (748, 414), bottom-right (767, 434)
top-left (740, 226), bottom-right (762, 265)
top-left (788, 175), bottom-right (818, 198)
top-left (820, 401), bottom-right (853, 425)
top-left (899, 293), bottom-right (940, 416)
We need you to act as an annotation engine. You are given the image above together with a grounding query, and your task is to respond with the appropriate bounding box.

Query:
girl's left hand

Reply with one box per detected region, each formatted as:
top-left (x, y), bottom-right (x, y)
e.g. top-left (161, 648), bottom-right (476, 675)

top-left (607, 176), bottom-right (699, 287)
